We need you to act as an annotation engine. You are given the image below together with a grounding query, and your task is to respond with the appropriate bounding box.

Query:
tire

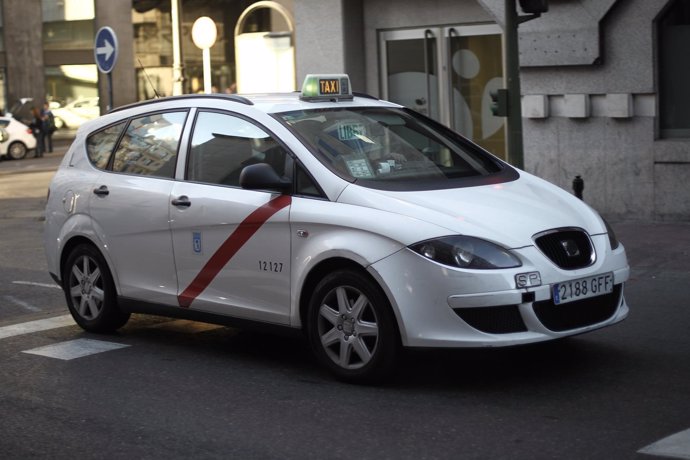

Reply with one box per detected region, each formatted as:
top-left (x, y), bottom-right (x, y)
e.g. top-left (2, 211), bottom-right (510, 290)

top-left (7, 142), bottom-right (27, 160)
top-left (307, 269), bottom-right (399, 384)
top-left (62, 244), bottom-right (130, 333)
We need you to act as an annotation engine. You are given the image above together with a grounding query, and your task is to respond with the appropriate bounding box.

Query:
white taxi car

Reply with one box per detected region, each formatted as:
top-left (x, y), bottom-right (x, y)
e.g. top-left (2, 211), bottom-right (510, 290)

top-left (44, 74), bottom-right (629, 383)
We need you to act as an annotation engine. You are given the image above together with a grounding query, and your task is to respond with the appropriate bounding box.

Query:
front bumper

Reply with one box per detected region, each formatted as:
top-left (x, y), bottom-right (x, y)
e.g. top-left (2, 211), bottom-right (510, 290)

top-left (368, 235), bottom-right (630, 348)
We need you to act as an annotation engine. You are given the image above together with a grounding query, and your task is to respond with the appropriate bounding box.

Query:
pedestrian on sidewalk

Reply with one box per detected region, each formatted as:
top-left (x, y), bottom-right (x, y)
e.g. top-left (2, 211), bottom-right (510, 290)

top-left (41, 102), bottom-right (56, 153)
top-left (29, 107), bottom-right (45, 158)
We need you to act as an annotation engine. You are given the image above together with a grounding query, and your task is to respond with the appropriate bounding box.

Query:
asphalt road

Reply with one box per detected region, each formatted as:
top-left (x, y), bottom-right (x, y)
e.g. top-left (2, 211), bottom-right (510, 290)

top-left (1, 151), bottom-right (689, 459)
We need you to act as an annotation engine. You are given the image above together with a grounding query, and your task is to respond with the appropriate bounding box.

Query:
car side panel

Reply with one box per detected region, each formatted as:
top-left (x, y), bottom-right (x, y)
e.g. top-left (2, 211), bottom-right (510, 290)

top-left (288, 196), bottom-right (453, 327)
top-left (170, 182), bottom-right (292, 324)
top-left (88, 172), bottom-right (178, 304)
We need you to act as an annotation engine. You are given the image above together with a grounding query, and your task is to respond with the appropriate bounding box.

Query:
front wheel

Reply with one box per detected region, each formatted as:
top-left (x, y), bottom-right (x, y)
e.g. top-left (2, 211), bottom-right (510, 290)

top-left (307, 269), bottom-right (399, 384)
top-left (62, 244), bottom-right (130, 332)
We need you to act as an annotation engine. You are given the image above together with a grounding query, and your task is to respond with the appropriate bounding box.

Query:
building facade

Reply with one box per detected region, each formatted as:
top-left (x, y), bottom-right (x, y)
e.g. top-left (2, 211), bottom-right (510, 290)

top-left (1, 0), bottom-right (687, 221)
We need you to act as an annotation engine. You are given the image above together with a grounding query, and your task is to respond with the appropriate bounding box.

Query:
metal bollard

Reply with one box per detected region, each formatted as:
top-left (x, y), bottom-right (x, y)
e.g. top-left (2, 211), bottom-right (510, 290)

top-left (573, 175), bottom-right (584, 200)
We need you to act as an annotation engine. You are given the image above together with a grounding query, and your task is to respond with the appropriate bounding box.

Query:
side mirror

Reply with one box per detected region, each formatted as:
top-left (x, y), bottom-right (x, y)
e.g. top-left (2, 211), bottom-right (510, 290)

top-left (239, 163), bottom-right (292, 194)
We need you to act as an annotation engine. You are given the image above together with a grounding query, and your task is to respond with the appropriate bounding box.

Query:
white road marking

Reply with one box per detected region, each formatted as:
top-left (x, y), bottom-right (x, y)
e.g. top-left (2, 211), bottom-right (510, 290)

top-left (0, 314), bottom-right (75, 340)
top-left (12, 281), bottom-right (61, 289)
top-left (3, 295), bottom-right (42, 312)
top-left (639, 428), bottom-right (690, 459)
top-left (22, 338), bottom-right (130, 360)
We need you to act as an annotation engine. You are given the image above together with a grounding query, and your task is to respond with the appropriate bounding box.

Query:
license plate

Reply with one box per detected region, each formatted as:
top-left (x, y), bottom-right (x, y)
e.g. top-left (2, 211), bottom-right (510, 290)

top-left (552, 273), bottom-right (614, 305)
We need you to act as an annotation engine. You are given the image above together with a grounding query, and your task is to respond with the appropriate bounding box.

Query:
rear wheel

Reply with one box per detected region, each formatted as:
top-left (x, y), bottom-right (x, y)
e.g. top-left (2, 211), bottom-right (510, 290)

top-left (307, 269), bottom-right (399, 384)
top-left (62, 244), bottom-right (130, 332)
top-left (7, 142), bottom-right (27, 160)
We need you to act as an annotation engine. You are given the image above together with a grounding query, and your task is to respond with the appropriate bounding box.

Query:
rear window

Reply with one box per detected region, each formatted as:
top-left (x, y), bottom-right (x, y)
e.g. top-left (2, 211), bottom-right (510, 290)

top-left (85, 111), bottom-right (187, 178)
top-left (277, 107), bottom-right (516, 191)
top-left (87, 121), bottom-right (126, 169)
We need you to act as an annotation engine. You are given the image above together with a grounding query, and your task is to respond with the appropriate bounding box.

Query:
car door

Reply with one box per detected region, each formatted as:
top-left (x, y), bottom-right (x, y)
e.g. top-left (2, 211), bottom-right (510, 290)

top-left (88, 110), bottom-right (188, 305)
top-left (170, 110), bottom-right (292, 324)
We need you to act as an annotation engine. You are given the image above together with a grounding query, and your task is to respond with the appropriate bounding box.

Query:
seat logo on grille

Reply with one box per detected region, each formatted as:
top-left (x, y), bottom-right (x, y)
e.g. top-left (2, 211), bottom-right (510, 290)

top-left (560, 239), bottom-right (581, 258)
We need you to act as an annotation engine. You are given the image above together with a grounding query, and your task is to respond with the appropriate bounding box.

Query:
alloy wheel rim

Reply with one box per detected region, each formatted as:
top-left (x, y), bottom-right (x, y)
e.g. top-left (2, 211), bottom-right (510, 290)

top-left (69, 255), bottom-right (105, 320)
top-left (317, 285), bottom-right (379, 370)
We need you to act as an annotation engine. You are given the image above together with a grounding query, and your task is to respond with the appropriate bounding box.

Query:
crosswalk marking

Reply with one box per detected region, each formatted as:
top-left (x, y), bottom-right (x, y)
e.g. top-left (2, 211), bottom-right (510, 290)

top-left (0, 314), bottom-right (74, 339)
top-left (0, 314), bottom-right (226, 343)
top-left (22, 338), bottom-right (130, 360)
top-left (3, 295), bottom-right (42, 312)
top-left (639, 428), bottom-right (690, 459)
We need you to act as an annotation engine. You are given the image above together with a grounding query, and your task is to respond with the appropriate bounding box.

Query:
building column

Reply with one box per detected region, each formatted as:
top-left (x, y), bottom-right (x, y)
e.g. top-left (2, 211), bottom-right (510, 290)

top-left (95, 0), bottom-right (136, 111)
top-left (293, 0), bottom-right (364, 90)
top-left (3, 0), bottom-right (45, 107)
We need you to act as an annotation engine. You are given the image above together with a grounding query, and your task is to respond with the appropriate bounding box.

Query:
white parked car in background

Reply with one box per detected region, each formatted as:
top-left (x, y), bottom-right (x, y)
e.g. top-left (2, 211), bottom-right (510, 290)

top-left (0, 116), bottom-right (37, 160)
top-left (43, 74), bottom-right (630, 383)
top-left (52, 97), bottom-right (100, 129)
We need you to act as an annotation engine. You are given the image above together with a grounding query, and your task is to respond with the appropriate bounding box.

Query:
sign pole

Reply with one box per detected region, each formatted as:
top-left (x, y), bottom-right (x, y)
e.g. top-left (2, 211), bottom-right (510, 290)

top-left (107, 73), bottom-right (113, 112)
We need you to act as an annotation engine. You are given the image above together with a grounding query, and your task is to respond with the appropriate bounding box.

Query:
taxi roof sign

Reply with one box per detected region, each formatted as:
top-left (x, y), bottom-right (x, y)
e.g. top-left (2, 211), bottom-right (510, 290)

top-left (300, 74), bottom-right (353, 101)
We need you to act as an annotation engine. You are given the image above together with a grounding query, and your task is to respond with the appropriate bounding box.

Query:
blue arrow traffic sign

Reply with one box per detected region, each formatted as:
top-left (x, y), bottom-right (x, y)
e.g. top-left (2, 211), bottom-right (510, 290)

top-left (94, 27), bottom-right (118, 74)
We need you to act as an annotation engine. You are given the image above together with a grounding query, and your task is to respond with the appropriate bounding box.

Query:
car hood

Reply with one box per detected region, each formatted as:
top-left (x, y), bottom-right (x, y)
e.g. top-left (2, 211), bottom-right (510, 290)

top-left (336, 172), bottom-right (606, 248)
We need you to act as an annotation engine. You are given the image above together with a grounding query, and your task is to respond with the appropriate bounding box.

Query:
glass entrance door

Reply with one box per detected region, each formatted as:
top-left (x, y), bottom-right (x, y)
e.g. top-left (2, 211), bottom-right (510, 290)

top-left (380, 24), bottom-right (506, 159)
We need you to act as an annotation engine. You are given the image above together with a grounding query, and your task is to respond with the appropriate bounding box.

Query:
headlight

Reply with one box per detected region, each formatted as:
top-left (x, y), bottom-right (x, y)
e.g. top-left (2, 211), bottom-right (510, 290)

top-left (602, 217), bottom-right (620, 250)
top-left (410, 236), bottom-right (522, 269)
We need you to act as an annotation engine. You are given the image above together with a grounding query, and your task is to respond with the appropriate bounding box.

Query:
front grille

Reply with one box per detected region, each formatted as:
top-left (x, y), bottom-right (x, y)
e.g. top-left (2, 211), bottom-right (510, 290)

top-left (533, 284), bottom-right (622, 332)
top-left (454, 305), bottom-right (528, 334)
top-left (534, 228), bottom-right (594, 270)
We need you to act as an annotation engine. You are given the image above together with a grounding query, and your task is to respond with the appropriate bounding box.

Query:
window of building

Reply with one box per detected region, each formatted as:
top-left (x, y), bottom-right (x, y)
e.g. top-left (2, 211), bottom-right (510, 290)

top-left (112, 111), bottom-right (187, 178)
top-left (132, 4), bottom-right (233, 98)
top-left (45, 65), bottom-right (99, 126)
top-left (42, 1), bottom-right (97, 126)
top-left (187, 111), bottom-right (288, 187)
top-left (131, 0), bottom-right (288, 98)
top-left (659, 0), bottom-right (690, 138)
top-left (42, 0), bottom-right (95, 50)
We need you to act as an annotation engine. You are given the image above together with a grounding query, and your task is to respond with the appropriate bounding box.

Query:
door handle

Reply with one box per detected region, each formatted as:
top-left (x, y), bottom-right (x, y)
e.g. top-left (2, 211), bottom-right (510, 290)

top-left (93, 185), bottom-right (109, 196)
top-left (171, 195), bottom-right (191, 207)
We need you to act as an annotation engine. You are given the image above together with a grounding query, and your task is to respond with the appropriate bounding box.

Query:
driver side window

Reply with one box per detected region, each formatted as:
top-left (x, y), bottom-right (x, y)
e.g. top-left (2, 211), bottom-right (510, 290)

top-left (187, 111), bottom-right (288, 187)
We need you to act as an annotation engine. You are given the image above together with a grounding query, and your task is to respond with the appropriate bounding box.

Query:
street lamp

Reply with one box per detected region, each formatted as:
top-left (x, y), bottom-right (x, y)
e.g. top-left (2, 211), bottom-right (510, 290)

top-left (191, 16), bottom-right (218, 94)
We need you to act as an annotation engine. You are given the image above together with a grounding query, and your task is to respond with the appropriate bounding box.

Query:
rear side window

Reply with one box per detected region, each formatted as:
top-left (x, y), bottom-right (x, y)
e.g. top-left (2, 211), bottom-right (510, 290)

top-left (111, 111), bottom-right (187, 178)
top-left (86, 121), bottom-right (126, 169)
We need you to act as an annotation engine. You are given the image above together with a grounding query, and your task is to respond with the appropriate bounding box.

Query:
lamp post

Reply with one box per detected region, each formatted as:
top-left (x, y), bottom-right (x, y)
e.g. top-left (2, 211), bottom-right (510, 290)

top-left (171, 0), bottom-right (184, 96)
top-left (191, 16), bottom-right (218, 94)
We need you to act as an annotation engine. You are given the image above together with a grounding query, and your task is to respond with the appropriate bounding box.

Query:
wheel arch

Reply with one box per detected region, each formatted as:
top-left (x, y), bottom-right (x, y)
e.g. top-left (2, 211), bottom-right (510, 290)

top-left (59, 235), bottom-right (118, 292)
top-left (298, 257), bottom-right (402, 346)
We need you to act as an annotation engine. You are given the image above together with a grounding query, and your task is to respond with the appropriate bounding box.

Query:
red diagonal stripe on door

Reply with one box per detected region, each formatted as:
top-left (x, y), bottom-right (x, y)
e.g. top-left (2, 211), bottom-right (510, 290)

top-left (178, 194), bottom-right (292, 308)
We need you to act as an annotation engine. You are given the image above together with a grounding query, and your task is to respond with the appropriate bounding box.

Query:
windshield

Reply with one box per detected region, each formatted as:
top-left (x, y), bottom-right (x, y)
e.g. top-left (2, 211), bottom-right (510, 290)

top-left (277, 107), bottom-right (515, 190)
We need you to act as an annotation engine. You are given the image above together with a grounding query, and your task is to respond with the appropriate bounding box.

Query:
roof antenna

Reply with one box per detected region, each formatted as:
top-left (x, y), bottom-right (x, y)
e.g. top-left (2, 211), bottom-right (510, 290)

top-left (137, 57), bottom-right (160, 99)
